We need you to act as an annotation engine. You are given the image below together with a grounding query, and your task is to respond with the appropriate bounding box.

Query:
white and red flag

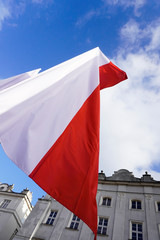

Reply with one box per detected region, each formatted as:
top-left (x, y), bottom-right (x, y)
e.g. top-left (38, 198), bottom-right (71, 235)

top-left (0, 48), bottom-right (127, 239)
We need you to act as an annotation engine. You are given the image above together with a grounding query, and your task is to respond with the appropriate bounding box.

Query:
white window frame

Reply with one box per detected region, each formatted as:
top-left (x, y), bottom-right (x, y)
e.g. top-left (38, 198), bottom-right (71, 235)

top-left (45, 210), bottom-right (58, 225)
top-left (130, 221), bottom-right (143, 240)
top-left (99, 196), bottom-right (112, 207)
top-left (67, 213), bottom-right (80, 230)
top-left (0, 199), bottom-right (11, 209)
top-left (130, 199), bottom-right (142, 210)
top-left (97, 216), bottom-right (108, 236)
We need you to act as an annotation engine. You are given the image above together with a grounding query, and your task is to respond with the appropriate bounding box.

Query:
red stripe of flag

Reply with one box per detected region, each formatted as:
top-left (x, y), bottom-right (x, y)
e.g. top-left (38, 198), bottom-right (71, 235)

top-left (100, 61), bottom-right (127, 90)
top-left (29, 85), bottom-right (100, 238)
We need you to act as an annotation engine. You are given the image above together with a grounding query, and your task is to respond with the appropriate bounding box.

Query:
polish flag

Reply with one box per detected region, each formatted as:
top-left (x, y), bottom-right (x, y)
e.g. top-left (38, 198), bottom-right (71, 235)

top-left (0, 48), bottom-right (127, 239)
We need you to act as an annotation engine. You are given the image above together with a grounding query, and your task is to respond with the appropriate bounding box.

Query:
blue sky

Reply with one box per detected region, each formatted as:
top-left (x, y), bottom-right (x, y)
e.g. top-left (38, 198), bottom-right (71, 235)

top-left (0, 0), bottom-right (160, 205)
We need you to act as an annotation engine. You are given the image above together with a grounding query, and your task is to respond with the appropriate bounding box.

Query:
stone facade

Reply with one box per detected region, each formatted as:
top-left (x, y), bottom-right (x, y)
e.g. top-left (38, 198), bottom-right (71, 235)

top-left (0, 182), bottom-right (33, 240)
top-left (13, 169), bottom-right (160, 240)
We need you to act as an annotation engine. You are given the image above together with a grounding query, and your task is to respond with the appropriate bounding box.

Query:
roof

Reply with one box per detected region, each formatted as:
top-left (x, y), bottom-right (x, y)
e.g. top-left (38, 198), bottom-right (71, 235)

top-left (98, 169), bottom-right (159, 184)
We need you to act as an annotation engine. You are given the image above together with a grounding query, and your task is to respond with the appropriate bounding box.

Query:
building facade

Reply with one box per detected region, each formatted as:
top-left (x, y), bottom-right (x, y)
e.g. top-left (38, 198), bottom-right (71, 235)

top-left (0, 182), bottom-right (33, 240)
top-left (12, 169), bottom-right (160, 240)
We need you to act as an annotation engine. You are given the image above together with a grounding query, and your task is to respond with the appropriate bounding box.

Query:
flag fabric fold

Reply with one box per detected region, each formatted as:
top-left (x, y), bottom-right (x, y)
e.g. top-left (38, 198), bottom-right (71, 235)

top-left (0, 47), bottom-right (127, 239)
top-left (0, 68), bottom-right (41, 91)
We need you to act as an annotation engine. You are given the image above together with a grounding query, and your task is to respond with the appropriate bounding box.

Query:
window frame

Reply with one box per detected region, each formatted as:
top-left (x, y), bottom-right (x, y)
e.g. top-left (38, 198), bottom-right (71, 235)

top-left (100, 196), bottom-right (112, 207)
top-left (68, 213), bottom-right (80, 230)
top-left (130, 221), bottom-right (143, 240)
top-left (45, 210), bottom-right (58, 225)
top-left (102, 197), bottom-right (112, 207)
top-left (130, 200), bottom-right (142, 210)
top-left (0, 199), bottom-right (11, 209)
top-left (97, 216), bottom-right (108, 236)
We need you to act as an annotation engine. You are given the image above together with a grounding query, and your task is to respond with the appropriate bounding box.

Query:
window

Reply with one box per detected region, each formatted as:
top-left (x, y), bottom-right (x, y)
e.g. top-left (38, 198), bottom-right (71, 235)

top-left (69, 214), bottom-right (80, 230)
top-left (97, 217), bottom-right (108, 235)
top-left (131, 222), bottom-right (143, 240)
top-left (9, 229), bottom-right (18, 240)
top-left (155, 201), bottom-right (160, 212)
top-left (131, 200), bottom-right (142, 209)
top-left (46, 210), bottom-right (57, 225)
top-left (102, 197), bottom-right (111, 206)
top-left (157, 202), bottom-right (160, 211)
top-left (0, 199), bottom-right (11, 209)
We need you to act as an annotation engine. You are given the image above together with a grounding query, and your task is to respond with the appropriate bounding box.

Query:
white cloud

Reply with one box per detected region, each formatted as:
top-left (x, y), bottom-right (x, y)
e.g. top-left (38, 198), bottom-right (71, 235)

top-left (0, 0), bottom-right (53, 31)
top-left (120, 19), bottom-right (142, 45)
top-left (0, 0), bottom-right (11, 30)
top-left (103, 0), bottom-right (146, 15)
top-left (99, 18), bottom-right (160, 180)
top-left (120, 18), bottom-right (160, 54)
top-left (76, 0), bottom-right (146, 28)
top-left (76, 9), bottom-right (100, 27)
top-left (146, 22), bottom-right (160, 51)
top-left (0, 0), bottom-right (26, 30)
top-left (104, 0), bottom-right (146, 7)
top-left (132, 0), bottom-right (146, 15)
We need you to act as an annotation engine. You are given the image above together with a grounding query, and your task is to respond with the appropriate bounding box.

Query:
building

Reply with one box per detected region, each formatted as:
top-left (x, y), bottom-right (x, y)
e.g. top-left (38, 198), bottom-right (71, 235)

top-left (13, 169), bottom-right (160, 240)
top-left (0, 182), bottom-right (33, 240)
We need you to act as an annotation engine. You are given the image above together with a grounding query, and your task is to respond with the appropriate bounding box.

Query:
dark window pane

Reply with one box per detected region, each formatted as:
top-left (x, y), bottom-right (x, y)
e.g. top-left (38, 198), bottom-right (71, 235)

top-left (102, 198), bottom-right (106, 205)
top-left (97, 227), bottom-right (101, 234)
top-left (53, 212), bottom-right (57, 217)
top-left (132, 232), bottom-right (136, 240)
top-left (138, 224), bottom-right (142, 232)
top-left (104, 219), bottom-right (108, 226)
top-left (138, 233), bottom-right (143, 240)
top-left (137, 201), bottom-right (141, 209)
top-left (46, 219), bottom-right (50, 224)
top-left (107, 198), bottom-right (111, 206)
top-left (132, 201), bottom-right (136, 209)
top-left (75, 223), bottom-right (79, 229)
top-left (49, 212), bottom-right (53, 217)
top-left (102, 227), bottom-right (107, 235)
top-left (132, 232), bottom-right (136, 237)
top-left (50, 219), bottom-right (54, 225)
top-left (132, 224), bottom-right (136, 231)
top-left (99, 218), bottom-right (103, 225)
top-left (70, 222), bottom-right (74, 229)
